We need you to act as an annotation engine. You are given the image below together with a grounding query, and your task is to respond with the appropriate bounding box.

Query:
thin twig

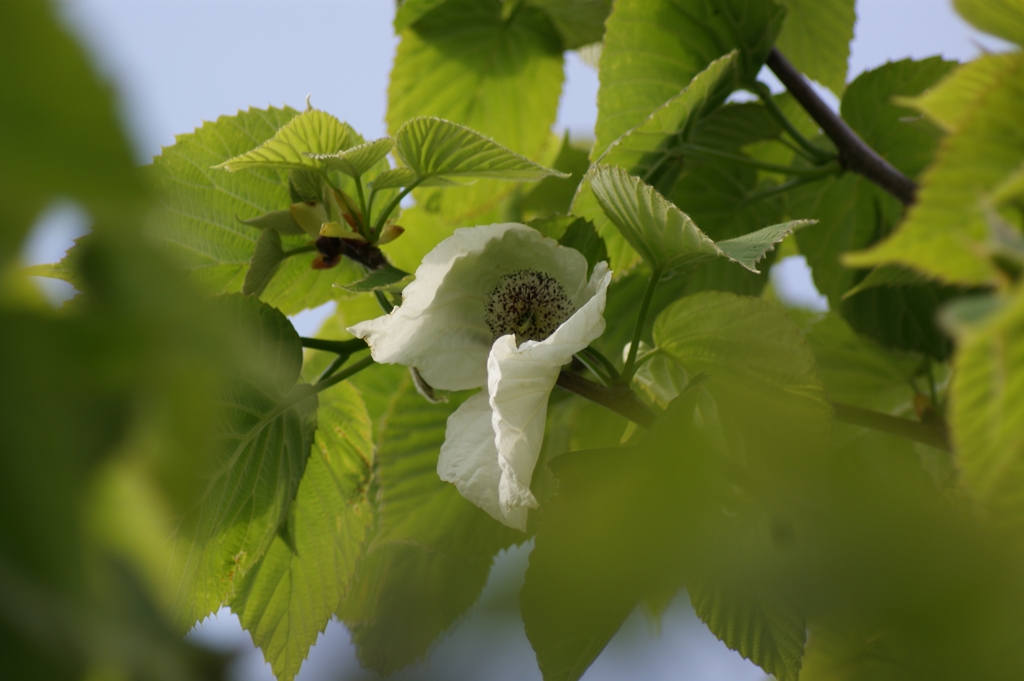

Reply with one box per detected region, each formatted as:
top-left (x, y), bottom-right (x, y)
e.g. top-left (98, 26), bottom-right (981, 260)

top-left (766, 48), bottom-right (918, 206)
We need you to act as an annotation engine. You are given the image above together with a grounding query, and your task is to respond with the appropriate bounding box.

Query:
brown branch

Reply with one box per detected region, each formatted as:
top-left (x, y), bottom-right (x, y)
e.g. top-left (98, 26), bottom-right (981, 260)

top-left (556, 371), bottom-right (657, 429)
top-left (766, 48), bottom-right (918, 206)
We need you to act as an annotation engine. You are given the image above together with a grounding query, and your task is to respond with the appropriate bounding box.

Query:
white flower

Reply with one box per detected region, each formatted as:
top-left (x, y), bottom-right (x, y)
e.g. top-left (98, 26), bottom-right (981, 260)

top-left (349, 223), bottom-right (611, 530)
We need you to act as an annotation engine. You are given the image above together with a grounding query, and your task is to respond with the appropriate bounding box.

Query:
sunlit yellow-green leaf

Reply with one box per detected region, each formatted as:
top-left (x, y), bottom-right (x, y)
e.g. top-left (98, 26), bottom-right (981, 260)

top-left (231, 382), bottom-right (373, 681)
top-left (146, 106), bottom-right (362, 314)
top-left (946, 287), bottom-right (1024, 523)
top-left (340, 369), bottom-right (518, 674)
top-left (167, 295), bottom-right (316, 625)
top-left (775, 0), bottom-right (855, 94)
top-left (901, 53), bottom-right (1020, 132)
top-left (527, 0), bottom-right (614, 49)
top-left (216, 109), bottom-right (354, 173)
top-left (845, 54), bottom-right (1024, 285)
top-left (394, 117), bottom-right (568, 184)
top-left (388, 0), bottom-right (564, 219)
top-left (309, 137), bottom-right (395, 179)
top-left (593, 0), bottom-right (785, 158)
top-left (954, 0), bottom-right (1024, 46)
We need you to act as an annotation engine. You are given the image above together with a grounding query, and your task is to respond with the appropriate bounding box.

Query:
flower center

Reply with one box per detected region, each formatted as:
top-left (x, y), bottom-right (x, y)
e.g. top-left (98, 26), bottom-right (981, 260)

top-left (484, 269), bottom-right (576, 345)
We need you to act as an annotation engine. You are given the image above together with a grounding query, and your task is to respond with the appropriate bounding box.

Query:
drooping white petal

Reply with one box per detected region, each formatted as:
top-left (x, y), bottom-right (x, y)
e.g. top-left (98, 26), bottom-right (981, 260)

top-left (437, 391), bottom-right (527, 531)
top-left (348, 223), bottom-right (589, 391)
top-left (488, 264), bottom-right (613, 520)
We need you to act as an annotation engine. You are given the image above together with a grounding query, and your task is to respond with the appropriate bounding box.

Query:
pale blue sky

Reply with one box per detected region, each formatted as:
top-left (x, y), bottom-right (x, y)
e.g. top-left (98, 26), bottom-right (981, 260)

top-left (29, 3), bottom-right (1010, 680)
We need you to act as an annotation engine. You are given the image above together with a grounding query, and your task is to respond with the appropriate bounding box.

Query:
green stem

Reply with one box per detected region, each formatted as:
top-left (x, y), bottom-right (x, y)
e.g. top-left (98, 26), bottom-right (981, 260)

top-left (313, 355), bottom-right (376, 392)
top-left (621, 267), bottom-right (662, 385)
top-left (632, 347), bottom-right (662, 372)
top-left (373, 179), bottom-right (423, 236)
top-left (300, 337), bottom-right (368, 354)
top-left (557, 371), bottom-right (657, 429)
top-left (317, 354), bottom-right (349, 383)
top-left (832, 402), bottom-right (950, 452)
top-left (739, 167), bottom-right (838, 208)
top-left (580, 346), bottom-right (620, 382)
top-left (925, 359), bottom-right (940, 410)
top-left (775, 136), bottom-right (819, 164)
top-left (675, 143), bottom-right (834, 177)
top-left (374, 289), bottom-right (394, 313)
top-left (752, 81), bottom-right (835, 163)
top-left (283, 244), bottom-right (318, 257)
top-left (354, 176), bottom-right (369, 235)
top-left (366, 186), bottom-right (377, 230)
top-left (574, 352), bottom-right (613, 385)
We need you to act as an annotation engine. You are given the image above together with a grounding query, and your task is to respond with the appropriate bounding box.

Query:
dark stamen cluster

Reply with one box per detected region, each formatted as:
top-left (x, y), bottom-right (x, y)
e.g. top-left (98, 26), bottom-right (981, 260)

top-left (484, 269), bottom-right (575, 345)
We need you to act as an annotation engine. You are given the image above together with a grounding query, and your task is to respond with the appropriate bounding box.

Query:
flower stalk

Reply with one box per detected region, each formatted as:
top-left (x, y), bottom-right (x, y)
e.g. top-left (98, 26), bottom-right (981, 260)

top-left (621, 266), bottom-right (662, 384)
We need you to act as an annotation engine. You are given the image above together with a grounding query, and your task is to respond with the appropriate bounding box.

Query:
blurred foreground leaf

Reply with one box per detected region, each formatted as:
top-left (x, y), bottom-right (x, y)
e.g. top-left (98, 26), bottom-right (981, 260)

top-left (341, 368), bottom-right (520, 673)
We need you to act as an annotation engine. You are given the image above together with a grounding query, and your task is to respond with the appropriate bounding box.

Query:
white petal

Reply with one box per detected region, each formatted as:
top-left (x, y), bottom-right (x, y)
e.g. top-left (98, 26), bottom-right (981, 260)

top-left (348, 223), bottom-right (589, 391)
top-left (487, 264), bottom-right (613, 519)
top-left (437, 391), bottom-right (527, 531)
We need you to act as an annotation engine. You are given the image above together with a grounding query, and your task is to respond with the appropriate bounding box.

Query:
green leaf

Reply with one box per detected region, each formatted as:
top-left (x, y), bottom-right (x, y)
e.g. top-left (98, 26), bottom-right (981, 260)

top-left (954, 0), bottom-right (1024, 45)
top-left (167, 295), bottom-right (317, 625)
top-left (147, 106), bottom-right (362, 314)
top-left (308, 137), bottom-right (395, 179)
top-left (774, 0), bottom-right (855, 94)
top-left (839, 58), bottom-right (957, 178)
top-left (522, 392), bottom-right (739, 681)
top-left (519, 133), bottom-right (592, 220)
top-left (340, 371), bottom-right (518, 673)
top-left (559, 218), bottom-right (609, 276)
top-left (842, 265), bottom-right (934, 298)
top-left (652, 291), bottom-right (830, 435)
top-left (527, 214), bottom-right (609, 277)
top-left (793, 173), bottom-right (902, 304)
top-left (663, 100), bottom-right (796, 296)
top-left (946, 286), bottom-right (1024, 522)
top-left (798, 312), bottom-right (920, 411)
top-left (242, 229), bottom-right (286, 297)
top-left (240, 209), bottom-right (307, 236)
top-left (341, 263), bottom-right (412, 293)
top-left (394, 0), bottom-right (449, 31)
top-left (844, 53), bottom-right (1024, 285)
top-left (527, 0), bottom-right (614, 49)
top-left (691, 99), bottom-right (787, 149)
top-left (215, 109), bottom-right (354, 173)
top-left (231, 382), bottom-right (373, 681)
top-left (593, 0), bottom-right (786, 158)
top-left (573, 53), bottom-right (756, 273)
top-left (717, 220), bottom-right (813, 273)
top-left (587, 164), bottom-right (722, 273)
top-left (689, 575), bottom-right (806, 681)
top-left (587, 165), bottom-right (793, 277)
top-left (596, 52), bottom-right (738, 180)
top-left (23, 233), bottom-right (92, 292)
top-left (0, 0), bottom-right (144, 263)
top-left (521, 446), bottom-right (668, 681)
top-left (666, 171), bottom-right (785, 295)
top-left (393, 117), bottom-right (568, 185)
top-left (901, 53), bottom-right (1021, 132)
top-left (369, 166), bottom-right (461, 190)
top-left (792, 58), bottom-right (961, 358)
top-left (388, 0), bottom-right (564, 219)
